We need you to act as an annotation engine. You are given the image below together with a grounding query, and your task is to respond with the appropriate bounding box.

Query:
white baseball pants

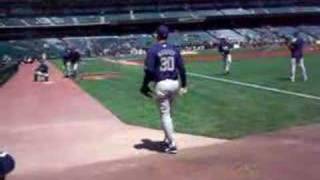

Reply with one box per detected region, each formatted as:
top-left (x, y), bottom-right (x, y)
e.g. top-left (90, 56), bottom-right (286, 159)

top-left (290, 58), bottom-right (308, 82)
top-left (155, 79), bottom-right (180, 146)
top-left (223, 54), bottom-right (232, 73)
top-left (66, 62), bottom-right (79, 76)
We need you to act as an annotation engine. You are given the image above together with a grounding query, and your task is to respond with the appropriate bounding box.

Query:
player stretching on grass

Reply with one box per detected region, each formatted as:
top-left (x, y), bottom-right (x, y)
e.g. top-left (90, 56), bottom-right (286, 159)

top-left (140, 25), bottom-right (187, 154)
top-left (218, 38), bottom-right (233, 75)
top-left (288, 32), bottom-right (308, 82)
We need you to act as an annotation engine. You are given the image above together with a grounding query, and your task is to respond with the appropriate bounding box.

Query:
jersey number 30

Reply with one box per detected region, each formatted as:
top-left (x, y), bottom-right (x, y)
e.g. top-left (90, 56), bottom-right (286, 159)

top-left (160, 56), bottom-right (175, 72)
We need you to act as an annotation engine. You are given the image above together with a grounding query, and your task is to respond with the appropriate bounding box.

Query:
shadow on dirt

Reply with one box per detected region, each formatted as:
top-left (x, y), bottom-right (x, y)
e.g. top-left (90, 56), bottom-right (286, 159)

top-left (134, 139), bottom-right (166, 153)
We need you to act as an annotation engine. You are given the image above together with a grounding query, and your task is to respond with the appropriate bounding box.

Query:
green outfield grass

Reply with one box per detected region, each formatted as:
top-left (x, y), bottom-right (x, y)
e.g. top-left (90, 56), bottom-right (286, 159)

top-left (55, 53), bottom-right (320, 139)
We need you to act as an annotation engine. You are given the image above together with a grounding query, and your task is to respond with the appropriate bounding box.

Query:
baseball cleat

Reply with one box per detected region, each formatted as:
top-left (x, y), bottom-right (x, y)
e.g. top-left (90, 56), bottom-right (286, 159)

top-left (161, 139), bottom-right (170, 146)
top-left (164, 144), bottom-right (178, 154)
top-left (290, 77), bottom-right (295, 82)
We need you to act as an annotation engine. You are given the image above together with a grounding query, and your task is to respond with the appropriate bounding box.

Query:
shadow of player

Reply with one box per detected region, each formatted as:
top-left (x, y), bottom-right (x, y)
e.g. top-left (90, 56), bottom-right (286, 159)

top-left (134, 139), bottom-right (166, 153)
top-left (277, 77), bottom-right (291, 82)
top-left (213, 72), bottom-right (231, 76)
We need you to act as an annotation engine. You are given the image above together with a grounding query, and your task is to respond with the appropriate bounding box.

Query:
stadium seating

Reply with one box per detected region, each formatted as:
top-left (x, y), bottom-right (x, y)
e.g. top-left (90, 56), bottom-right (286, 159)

top-left (134, 12), bottom-right (161, 20)
top-left (0, 41), bottom-right (31, 58)
top-left (248, 8), bottom-right (269, 15)
top-left (220, 8), bottom-right (251, 15)
top-left (50, 17), bottom-right (75, 26)
top-left (162, 11), bottom-right (193, 18)
top-left (194, 9), bottom-right (223, 17)
top-left (0, 18), bottom-right (25, 27)
top-left (0, 0), bottom-right (320, 59)
top-left (23, 17), bottom-right (53, 26)
top-left (265, 7), bottom-right (296, 14)
top-left (235, 29), bottom-right (262, 42)
top-left (209, 30), bottom-right (246, 43)
top-left (253, 28), bottom-right (280, 44)
top-left (293, 6), bottom-right (320, 13)
top-left (105, 13), bottom-right (131, 22)
top-left (76, 15), bottom-right (101, 24)
top-left (1, 25), bottom-right (319, 59)
top-left (0, 2), bottom-right (319, 28)
top-left (0, 25), bottom-right (319, 61)
top-left (299, 26), bottom-right (320, 39)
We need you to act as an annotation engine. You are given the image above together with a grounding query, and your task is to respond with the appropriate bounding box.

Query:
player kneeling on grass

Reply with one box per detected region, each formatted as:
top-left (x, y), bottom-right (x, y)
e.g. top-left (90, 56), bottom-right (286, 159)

top-left (0, 151), bottom-right (15, 180)
top-left (34, 59), bottom-right (49, 82)
top-left (140, 25), bottom-right (187, 154)
top-left (287, 32), bottom-right (308, 82)
top-left (218, 38), bottom-right (233, 74)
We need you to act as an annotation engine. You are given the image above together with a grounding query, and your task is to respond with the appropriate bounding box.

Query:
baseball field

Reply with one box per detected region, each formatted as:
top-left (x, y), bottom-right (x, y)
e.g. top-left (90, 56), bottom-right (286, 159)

top-left (55, 50), bottom-right (320, 139)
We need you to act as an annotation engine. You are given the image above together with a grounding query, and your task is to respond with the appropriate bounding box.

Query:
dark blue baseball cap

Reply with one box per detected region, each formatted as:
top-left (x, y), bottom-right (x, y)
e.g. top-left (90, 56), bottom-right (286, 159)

top-left (157, 25), bottom-right (169, 39)
top-left (0, 152), bottom-right (15, 176)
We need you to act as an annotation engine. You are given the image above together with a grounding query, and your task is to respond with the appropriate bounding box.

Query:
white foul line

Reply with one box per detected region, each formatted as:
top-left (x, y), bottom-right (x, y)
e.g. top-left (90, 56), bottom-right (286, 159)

top-left (188, 72), bottom-right (320, 101)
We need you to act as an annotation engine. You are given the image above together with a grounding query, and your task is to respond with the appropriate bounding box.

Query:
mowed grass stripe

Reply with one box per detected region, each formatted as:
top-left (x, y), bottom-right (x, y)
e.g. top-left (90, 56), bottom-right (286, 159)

top-left (188, 72), bottom-right (320, 101)
top-left (187, 53), bottom-right (320, 96)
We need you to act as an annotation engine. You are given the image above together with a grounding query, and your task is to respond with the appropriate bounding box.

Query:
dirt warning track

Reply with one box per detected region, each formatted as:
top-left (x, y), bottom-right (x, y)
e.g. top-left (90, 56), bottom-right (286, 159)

top-left (9, 124), bottom-right (320, 180)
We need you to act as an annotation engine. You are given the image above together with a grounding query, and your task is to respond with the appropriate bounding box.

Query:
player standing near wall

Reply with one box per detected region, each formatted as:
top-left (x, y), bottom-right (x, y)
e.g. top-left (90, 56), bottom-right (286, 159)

top-left (140, 25), bottom-right (187, 154)
top-left (218, 38), bottom-right (233, 74)
top-left (287, 32), bottom-right (308, 82)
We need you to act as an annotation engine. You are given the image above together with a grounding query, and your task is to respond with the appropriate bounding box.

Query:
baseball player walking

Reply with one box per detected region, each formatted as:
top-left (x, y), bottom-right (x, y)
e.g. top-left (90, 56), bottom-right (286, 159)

top-left (140, 25), bottom-right (187, 154)
top-left (218, 38), bottom-right (233, 74)
top-left (288, 33), bottom-right (308, 82)
top-left (63, 48), bottom-right (81, 78)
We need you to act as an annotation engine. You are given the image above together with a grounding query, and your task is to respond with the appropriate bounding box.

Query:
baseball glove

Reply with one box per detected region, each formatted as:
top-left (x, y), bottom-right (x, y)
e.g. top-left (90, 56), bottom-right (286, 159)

top-left (140, 85), bottom-right (152, 98)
